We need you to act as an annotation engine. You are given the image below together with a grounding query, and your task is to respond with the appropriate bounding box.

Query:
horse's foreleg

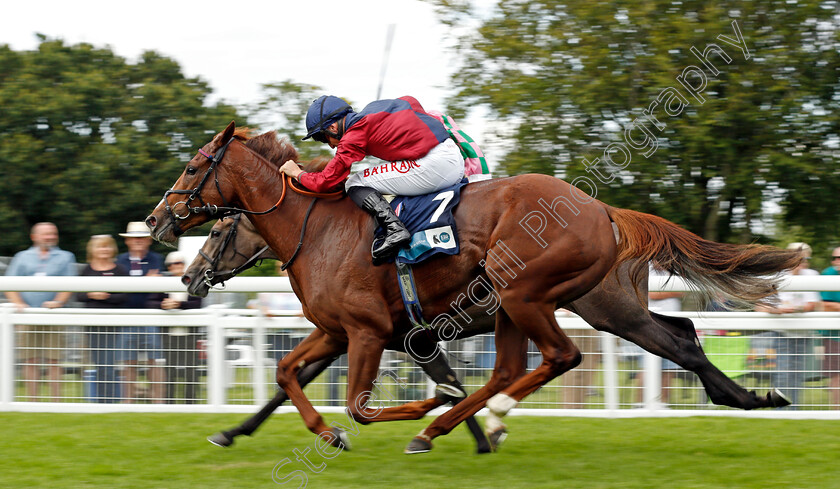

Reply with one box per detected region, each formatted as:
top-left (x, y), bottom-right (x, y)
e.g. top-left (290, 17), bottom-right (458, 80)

top-left (208, 355), bottom-right (339, 447)
top-left (342, 332), bottom-right (442, 423)
top-left (405, 310), bottom-right (528, 453)
top-left (275, 332), bottom-right (348, 447)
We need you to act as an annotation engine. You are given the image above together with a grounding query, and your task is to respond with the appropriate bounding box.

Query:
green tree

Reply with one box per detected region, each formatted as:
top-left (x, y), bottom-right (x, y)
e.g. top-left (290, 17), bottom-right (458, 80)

top-left (246, 81), bottom-right (376, 172)
top-left (0, 37), bottom-right (244, 258)
top-left (431, 0), bottom-right (840, 249)
top-left (244, 80), bottom-right (351, 162)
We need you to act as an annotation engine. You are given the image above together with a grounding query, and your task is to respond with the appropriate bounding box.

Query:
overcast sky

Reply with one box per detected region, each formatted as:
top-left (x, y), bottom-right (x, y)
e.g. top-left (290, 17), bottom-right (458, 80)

top-left (4, 0), bottom-right (504, 178)
top-left (5, 1), bottom-right (504, 259)
top-left (4, 0), bottom-right (465, 111)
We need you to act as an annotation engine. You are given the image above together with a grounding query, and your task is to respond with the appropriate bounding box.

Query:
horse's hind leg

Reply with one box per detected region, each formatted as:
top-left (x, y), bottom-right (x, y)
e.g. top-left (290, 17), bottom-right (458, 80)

top-left (210, 330), bottom-right (492, 451)
top-left (342, 330), bottom-right (451, 424)
top-left (402, 337), bottom-right (492, 454)
top-left (568, 260), bottom-right (787, 410)
top-left (618, 312), bottom-right (788, 409)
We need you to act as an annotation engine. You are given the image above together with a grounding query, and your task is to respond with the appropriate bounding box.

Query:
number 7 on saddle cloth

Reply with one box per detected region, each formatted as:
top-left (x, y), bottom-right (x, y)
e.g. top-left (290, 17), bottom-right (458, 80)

top-left (373, 179), bottom-right (468, 266)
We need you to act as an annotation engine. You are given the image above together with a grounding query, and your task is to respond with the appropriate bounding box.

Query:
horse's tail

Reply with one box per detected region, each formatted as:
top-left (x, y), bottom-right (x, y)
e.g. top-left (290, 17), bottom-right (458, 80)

top-left (605, 206), bottom-right (803, 309)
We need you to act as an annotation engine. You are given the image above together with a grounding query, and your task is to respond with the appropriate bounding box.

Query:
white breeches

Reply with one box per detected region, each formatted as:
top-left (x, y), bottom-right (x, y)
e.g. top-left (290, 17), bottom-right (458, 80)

top-left (345, 138), bottom-right (465, 196)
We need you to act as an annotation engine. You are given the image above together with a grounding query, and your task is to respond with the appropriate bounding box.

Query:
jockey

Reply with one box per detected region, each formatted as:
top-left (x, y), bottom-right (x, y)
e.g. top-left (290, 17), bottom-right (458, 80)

top-left (279, 95), bottom-right (465, 264)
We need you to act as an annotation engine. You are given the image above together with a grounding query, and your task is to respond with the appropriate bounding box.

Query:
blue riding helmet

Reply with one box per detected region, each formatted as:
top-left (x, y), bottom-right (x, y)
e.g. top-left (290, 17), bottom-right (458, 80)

top-left (303, 95), bottom-right (354, 141)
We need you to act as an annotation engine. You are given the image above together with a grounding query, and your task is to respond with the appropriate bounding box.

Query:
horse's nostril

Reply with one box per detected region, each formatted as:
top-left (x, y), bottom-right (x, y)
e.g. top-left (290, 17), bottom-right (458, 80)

top-left (181, 275), bottom-right (191, 286)
top-left (145, 215), bottom-right (157, 229)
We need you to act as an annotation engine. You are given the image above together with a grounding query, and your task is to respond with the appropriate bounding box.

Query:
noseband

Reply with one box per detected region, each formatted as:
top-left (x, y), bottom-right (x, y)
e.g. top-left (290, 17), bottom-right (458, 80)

top-left (159, 137), bottom-right (289, 234)
top-left (163, 137), bottom-right (236, 224)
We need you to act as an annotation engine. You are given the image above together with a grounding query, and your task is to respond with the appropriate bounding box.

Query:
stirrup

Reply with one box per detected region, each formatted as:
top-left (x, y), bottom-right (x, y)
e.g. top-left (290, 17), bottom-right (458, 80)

top-left (371, 230), bottom-right (410, 265)
top-left (371, 241), bottom-right (403, 265)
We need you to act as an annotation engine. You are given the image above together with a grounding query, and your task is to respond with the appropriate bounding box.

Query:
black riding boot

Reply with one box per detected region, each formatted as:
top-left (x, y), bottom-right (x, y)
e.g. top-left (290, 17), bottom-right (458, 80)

top-left (348, 186), bottom-right (411, 264)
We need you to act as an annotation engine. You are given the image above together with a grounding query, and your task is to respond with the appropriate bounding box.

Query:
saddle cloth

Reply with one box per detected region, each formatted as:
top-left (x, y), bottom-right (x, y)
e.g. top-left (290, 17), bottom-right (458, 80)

top-left (374, 179), bottom-right (468, 265)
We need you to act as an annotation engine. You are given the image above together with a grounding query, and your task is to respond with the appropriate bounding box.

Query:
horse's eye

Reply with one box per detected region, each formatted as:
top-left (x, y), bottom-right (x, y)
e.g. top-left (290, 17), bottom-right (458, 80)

top-left (211, 230), bottom-right (221, 238)
top-left (186, 166), bottom-right (197, 175)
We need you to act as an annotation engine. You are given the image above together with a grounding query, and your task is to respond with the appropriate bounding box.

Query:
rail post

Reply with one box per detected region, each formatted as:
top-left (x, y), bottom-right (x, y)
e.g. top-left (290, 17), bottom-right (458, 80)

top-left (0, 305), bottom-right (15, 406)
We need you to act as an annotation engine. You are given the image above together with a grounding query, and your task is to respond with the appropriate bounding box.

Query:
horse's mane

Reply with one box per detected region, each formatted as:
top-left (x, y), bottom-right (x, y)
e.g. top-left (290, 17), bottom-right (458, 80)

top-left (238, 130), bottom-right (300, 165)
top-left (303, 156), bottom-right (331, 173)
top-left (235, 129), bottom-right (331, 173)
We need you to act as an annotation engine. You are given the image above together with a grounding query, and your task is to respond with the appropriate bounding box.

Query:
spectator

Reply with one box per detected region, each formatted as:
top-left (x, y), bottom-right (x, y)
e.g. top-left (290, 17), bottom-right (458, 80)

top-left (620, 264), bottom-right (687, 408)
top-left (477, 334), bottom-right (498, 375)
top-left (116, 221), bottom-right (165, 403)
top-left (76, 234), bottom-right (127, 403)
top-left (754, 242), bottom-right (821, 408)
top-left (617, 336), bottom-right (646, 407)
top-left (818, 246), bottom-right (840, 406)
top-left (4, 222), bottom-right (77, 402)
top-left (648, 265), bottom-right (686, 406)
top-left (561, 324), bottom-right (600, 409)
top-left (146, 252), bottom-right (203, 403)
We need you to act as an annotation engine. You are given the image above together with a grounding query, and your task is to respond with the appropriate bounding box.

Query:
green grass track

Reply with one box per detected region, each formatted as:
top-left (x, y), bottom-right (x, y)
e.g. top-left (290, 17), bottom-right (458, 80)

top-left (3, 413), bottom-right (839, 488)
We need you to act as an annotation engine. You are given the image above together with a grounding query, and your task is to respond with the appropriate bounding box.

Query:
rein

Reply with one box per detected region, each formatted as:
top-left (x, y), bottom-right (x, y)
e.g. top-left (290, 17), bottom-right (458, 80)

top-left (162, 138), bottom-right (343, 223)
top-left (163, 149), bottom-right (288, 221)
top-left (281, 198), bottom-right (317, 272)
top-left (162, 137), bottom-right (236, 223)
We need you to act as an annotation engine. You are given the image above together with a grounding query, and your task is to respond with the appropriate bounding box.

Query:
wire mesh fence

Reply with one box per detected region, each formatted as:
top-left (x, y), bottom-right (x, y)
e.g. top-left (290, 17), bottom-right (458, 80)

top-left (3, 307), bottom-right (840, 417)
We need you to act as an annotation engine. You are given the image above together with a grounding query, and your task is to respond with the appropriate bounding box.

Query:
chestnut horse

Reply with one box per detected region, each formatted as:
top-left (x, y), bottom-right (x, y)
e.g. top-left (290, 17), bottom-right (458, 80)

top-left (147, 122), bottom-right (800, 453)
top-left (187, 214), bottom-right (793, 451)
top-left (190, 213), bottom-right (492, 452)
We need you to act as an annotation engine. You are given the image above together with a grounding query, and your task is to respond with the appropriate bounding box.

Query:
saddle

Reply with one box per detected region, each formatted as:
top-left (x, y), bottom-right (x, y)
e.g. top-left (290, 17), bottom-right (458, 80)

top-left (373, 179), bottom-right (469, 329)
top-left (373, 179), bottom-right (468, 265)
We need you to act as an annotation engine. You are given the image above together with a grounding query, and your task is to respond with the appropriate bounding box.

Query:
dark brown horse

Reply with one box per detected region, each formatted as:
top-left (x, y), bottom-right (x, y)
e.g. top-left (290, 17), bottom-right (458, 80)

top-left (147, 122), bottom-right (800, 453)
top-left (187, 213), bottom-right (794, 451)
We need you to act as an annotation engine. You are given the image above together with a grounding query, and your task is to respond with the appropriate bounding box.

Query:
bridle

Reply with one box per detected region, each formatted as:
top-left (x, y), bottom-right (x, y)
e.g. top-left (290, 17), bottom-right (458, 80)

top-left (198, 213), bottom-right (272, 289)
top-left (161, 134), bottom-right (345, 270)
top-left (161, 137), bottom-right (289, 230)
top-left (160, 136), bottom-right (343, 227)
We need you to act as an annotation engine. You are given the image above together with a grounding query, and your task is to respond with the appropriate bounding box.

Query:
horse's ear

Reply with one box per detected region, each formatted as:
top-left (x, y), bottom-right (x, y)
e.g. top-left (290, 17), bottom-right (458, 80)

top-left (221, 120), bottom-right (236, 143)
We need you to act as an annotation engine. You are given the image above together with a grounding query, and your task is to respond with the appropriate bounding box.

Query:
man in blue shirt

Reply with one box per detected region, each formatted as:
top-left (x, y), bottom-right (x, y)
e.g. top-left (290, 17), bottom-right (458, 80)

top-left (4, 222), bottom-right (76, 401)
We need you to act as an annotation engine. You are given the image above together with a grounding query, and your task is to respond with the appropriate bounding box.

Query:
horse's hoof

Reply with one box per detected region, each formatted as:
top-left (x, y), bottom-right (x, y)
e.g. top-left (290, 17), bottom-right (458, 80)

top-left (476, 440), bottom-right (493, 454)
top-left (487, 427), bottom-right (507, 452)
top-left (207, 432), bottom-right (234, 448)
top-left (404, 437), bottom-right (433, 454)
top-left (329, 428), bottom-right (351, 451)
top-left (435, 383), bottom-right (466, 404)
top-left (769, 388), bottom-right (791, 408)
